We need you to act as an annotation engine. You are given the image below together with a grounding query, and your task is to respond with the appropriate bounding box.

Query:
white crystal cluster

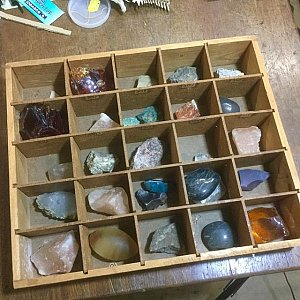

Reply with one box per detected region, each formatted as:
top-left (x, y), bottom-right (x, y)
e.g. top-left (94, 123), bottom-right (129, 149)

top-left (111, 0), bottom-right (170, 13)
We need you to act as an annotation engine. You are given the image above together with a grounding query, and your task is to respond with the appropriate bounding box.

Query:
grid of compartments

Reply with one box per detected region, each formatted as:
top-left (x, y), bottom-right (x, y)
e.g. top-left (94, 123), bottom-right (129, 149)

top-left (6, 37), bottom-right (300, 289)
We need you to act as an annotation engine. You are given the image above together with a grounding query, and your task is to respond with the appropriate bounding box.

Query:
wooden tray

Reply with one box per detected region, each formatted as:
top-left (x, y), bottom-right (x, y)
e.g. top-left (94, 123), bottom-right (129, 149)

top-left (5, 36), bottom-right (300, 289)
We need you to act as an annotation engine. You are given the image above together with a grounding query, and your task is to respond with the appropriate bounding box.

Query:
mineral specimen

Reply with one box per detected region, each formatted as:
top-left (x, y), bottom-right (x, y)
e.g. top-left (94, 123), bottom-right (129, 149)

top-left (200, 181), bottom-right (226, 204)
top-left (19, 104), bottom-right (68, 140)
top-left (31, 231), bottom-right (79, 276)
top-left (174, 99), bottom-right (201, 119)
top-left (168, 66), bottom-right (198, 83)
top-left (193, 153), bottom-right (212, 161)
top-left (85, 150), bottom-right (118, 175)
top-left (47, 162), bottom-right (73, 181)
top-left (88, 187), bottom-right (129, 215)
top-left (89, 113), bottom-right (119, 131)
top-left (136, 75), bottom-right (152, 88)
top-left (143, 179), bottom-right (169, 193)
top-left (215, 68), bottom-right (244, 78)
top-left (149, 223), bottom-right (181, 254)
top-left (89, 227), bottom-right (138, 261)
top-left (122, 117), bottom-right (140, 127)
top-left (248, 207), bottom-right (289, 243)
top-left (136, 106), bottom-right (158, 124)
top-left (201, 221), bottom-right (235, 251)
top-left (135, 188), bottom-right (167, 210)
top-left (35, 191), bottom-right (77, 220)
top-left (220, 96), bottom-right (240, 114)
top-left (131, 137), bottom-right (163, 169)
top-left (232, 126), bottom-right (261, 154)
top-left (238, 169), bottom-right (270, 191)
top-left (185, 168), bottom-right (221, 203)
top-left (70, 67), bottom-right (110, 95)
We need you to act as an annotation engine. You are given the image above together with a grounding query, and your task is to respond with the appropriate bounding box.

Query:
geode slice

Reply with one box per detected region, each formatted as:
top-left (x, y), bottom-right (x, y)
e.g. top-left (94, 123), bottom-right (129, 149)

top-left (131, 137), bottom-right (163, 169)
top-left (89, 113), bottom-right (119, 131)
top-left (19, 104), bottom-right (68, 140)
top-left (168, 66), bottom-right (198, 83)
top-left (31, 231), bottom-right (79, 276)
top-left (35, 191), bottom-right (77, 220)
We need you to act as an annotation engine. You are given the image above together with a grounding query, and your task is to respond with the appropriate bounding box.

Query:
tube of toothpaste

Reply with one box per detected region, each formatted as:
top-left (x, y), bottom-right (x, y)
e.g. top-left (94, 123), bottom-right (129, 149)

top-left (17, 0), bottom-right (64, 25)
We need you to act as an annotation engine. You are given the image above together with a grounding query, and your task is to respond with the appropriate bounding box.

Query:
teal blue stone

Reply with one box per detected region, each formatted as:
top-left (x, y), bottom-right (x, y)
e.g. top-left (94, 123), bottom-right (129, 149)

top-left (201, 221), bottom-right (235, 251)
top-left (144, 179), bottom-right (168, 193)
top-left (135, 189), bottom-right (167, 210)
top-left (123, 117), bottom-right (140, 127)
top-left (136, 106), bottom-right (158, 124)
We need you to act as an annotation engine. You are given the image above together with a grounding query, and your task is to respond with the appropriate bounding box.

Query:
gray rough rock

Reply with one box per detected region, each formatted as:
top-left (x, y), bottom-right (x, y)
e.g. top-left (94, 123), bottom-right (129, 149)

top-left (215, 68), bottom-right (244, 78)
top-left (168, 66), bottom-right (198, 83)
top-left (85, 150), bottom-right (118, 174)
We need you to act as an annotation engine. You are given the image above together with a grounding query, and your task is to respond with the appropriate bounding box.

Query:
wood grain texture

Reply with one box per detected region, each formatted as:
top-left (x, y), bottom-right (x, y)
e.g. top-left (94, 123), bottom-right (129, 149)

top-left (1, 0), bottom-right (300, 298)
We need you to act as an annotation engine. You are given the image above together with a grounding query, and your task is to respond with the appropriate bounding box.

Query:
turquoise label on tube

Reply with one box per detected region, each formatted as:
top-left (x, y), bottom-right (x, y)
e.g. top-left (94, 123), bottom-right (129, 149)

top-left (18, 0), bottom-right (64, 25)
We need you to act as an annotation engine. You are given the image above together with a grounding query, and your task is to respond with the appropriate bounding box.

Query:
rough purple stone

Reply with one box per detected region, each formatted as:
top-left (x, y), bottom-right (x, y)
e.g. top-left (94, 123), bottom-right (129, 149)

top-left (238, 169), bottom-right (270, 191)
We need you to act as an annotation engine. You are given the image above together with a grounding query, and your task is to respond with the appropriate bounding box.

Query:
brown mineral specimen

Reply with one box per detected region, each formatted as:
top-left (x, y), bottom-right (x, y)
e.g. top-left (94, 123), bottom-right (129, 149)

top-left (232, 126), bottom-right (261, 154)
top-left (174, 99), bottom-right (200, 119)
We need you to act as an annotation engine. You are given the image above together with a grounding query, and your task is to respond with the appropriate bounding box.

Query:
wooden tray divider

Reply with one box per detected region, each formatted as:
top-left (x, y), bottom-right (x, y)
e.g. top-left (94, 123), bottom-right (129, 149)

top-left (157, 48), bottom-right (167, 84)
top-left (66, 98), bottom-right (77, 134)
top-left (211, 81), bottom-right (222, 113)
top-left (70, 136), bottom-right (83, 178)
top-left (110, 54), bottom-right (119, 90)
top-left (116, 92), bottom-right (123, 126)
top-left (219, 116), bottom-right (234, 156)
top-left (133, 215), bottom-right (145, 265)
top-left (120, 129), bottom-right (130, 169)
top-left (230, 155), bottom-right (243, 198)
top-left (79, 225), bottom-right (91, 273)
top-left (185, 208), bottom-right (199, 256)
top-left (127, 171), bottom-right (137, 212)
top-left (239, 199), bottom-right (256, 246)
top-left (74, 180), bottom-right (87, 222)
top-left (64, 59), bottom-right (72, 96)
top-left (203, 43), bottom-right (214, 79)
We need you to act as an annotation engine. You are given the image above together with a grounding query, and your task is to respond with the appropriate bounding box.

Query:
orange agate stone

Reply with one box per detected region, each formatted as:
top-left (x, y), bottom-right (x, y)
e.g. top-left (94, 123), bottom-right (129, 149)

top-left (248, 207), bottom-right (289, 244)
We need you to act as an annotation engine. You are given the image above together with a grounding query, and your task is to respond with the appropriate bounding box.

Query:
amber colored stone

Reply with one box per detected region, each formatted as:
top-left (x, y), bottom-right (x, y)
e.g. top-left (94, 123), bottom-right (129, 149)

top-left (175, 99), bottom-right (200, 119)
top-left (248, 207), bottom-right (289, 244)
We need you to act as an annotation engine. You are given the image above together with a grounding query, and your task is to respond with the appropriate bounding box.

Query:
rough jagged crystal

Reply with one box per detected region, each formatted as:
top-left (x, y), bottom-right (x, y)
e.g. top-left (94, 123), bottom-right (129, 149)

top-left (136, 106), bottom-right (158, 124)
top-left (89, 113), bottom-right (119, 131)
top-left (193, 153), bottom-right (212, 161)
top-left (168, 66), bottom-right (198, 83)
top-left (31, 231), bottom-right (79, 276)
top-left (232, 126), bottom-right (261, 154)
top-left (174, 99), bottom-right (200, 119)
top-left (85, 150), bottom-right (118, 174)
top-left (136, 75), bottom-right (152, 88)
top-left (215, 68), bottom-right (244, 78)
top-left (47, 162), bottom-right (73, 181)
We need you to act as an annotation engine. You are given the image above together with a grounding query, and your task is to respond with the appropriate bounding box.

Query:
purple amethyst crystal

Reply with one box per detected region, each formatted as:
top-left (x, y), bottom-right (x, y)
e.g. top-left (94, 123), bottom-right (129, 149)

top-left (19, 104), bottom-right (68, 140)
top-left (238, 169), bottom-right (270, 191)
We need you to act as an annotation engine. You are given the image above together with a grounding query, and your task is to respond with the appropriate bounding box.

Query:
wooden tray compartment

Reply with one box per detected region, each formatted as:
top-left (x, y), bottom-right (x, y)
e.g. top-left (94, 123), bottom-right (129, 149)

top-left (167, 81), bottom-right (220, 117)
top-left (215, 76), bottom-right (271, 113)
top-left (75, 173), bottom-right (134, 221)
top-left (175, 117), bottom-right (231, 162)
top-left (10, 60), bottom-right (66, 102)
top-left (15, 137), bottom-right (73, 185)
top-left (119, 87), bottom-right (171, 125)
top-left (114, 50), bottom-right (164, 89)
top-left (68, 93), bottom-right (121, 133)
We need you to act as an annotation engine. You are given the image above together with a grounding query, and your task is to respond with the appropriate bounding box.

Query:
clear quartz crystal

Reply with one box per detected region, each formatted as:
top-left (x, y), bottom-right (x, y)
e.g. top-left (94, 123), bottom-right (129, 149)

top-left (47, 162), bottom-right (73, 181)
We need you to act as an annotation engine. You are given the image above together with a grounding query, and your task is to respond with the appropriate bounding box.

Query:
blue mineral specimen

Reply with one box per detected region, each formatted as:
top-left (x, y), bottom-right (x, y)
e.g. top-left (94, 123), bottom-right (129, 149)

top-left (220, 97), bottom-right (240, 114)
top-left (122, 117), bottom-right (140, 127)
top-left (143, 179), bottom-right (169, 193)
top-left (135, 189), bottom-right (167, 210)
top-left (238, 169), bottom-right (270, 191)
top-left (136, 106), bottom-right (158, 124)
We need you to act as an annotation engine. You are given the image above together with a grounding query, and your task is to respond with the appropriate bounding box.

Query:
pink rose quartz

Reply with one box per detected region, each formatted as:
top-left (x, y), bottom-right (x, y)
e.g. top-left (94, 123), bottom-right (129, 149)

top-left (232, 126), bottom-right (261, 154)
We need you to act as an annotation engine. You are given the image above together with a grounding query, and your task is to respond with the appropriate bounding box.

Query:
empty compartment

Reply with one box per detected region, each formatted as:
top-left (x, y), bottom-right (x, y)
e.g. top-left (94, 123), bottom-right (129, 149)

top-left (235, 151), bottom-right (297, 198)
top-left (191, 202), bottom-right (252, 254)
top-left (71, 131), bottom-right (126, 177)
top-left (80, 216), bottom-right (140, 271)
top-left (167, 81), bottom-right (220, 118)
top-left (161, 45), bottom-right (211, 81)
top-left (15, 137), bottom-right (73, 185)
top-left (11, 61), bottom-right (66, 102)
top-left (119, 87), bottom-right (171, 126)
top-left (124, 123), bottom-right (180, 169)
top-left (137, 209), bottom-right (196, 261)
top-left (114, 50), bottom-right (164, 89)
top-left (224, 112), bottom-right (283, 155)
top-left (207, 40), bottom-right (260, 76)
top-left (216, 76), bottom-right (271, 113)
top-left (68, 93), bottom-right (120, 133)
top-left (14, 226), bottom-right (83, 280)
top-left (16, 181), bottom-right (78, 230)
top-left (67, 55), bottom-right (115, 95)
top-left (175, 117), bottom-right (231, 162)
top-left (182, 159), bottom-right (241, 203)
top-left (76, 173), bottom-right (133, 221)
top-left (131, 166), bottom-right (187, 212)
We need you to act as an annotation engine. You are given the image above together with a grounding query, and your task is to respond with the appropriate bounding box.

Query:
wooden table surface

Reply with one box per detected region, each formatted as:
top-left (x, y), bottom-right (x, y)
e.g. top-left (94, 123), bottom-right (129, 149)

top-left (1, 0), bottom-right (300, 298)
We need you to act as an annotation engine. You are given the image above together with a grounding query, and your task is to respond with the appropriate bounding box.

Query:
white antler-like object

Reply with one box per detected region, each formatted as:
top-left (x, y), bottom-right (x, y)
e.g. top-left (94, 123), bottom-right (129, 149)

top-left (110, 0), bottom-right (170, 13)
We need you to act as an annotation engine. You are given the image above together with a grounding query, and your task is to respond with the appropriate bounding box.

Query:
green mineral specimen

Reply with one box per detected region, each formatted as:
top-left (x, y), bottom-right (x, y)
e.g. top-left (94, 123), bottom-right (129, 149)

top-left (122, 117), bottom-right (140, 127)
top-left (136, 106), bottom-right (158, 124)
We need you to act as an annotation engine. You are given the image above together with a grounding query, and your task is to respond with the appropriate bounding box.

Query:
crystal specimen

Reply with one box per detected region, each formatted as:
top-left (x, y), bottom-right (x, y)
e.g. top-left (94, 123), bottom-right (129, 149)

top-left (89, 113), bottom-right (119, 131)
top-left (47, 162), bottom-right (73, 181)
top-left (220, 97), bottom-right (240, 114)
top-left (149, 223), bottom-right (181, 254)
top-left (31, 231), bottom-right (79, 276)
top-left (193, 153), bottom-right (212, 161)
top-left (135, 189), bottom-right (167, 210)
top-left (215, 68), bottom-right (244, 78)
top-left (35, 191), bottom-right (77, 220)
top-left (238, 169), bottom-right (270, 191)
top-left (19, 104), bottom-right (68, 140)
top-left (136, 75), bottom-right (152, 88)
top-left (143, 179), bottom-right (169, 193)
top-left (70, 67), bottom-right (110, 95)
top-left (85, 150), bottom-right (118, 175)
top-left (248, 207), bottom-right (289, 243)
top-left (123, 117), bottom-right (140, 126)
top-left (131, 137), bottom-right (163, 169)
top-left (201, 221), bottom-right (235, 251)
top-left (88, 187), bottom-right (129, 215)
top-left (185, 168), bottom-right (221, 203)
top-left (232, 126), bottom-right (261, 154)
top-left (174, 99), bottom-right (201, 119)
top-left (168, 66), bottom-right (198, 83)
top-left (136, 106), bottom-right (158, 124)
top-left (89, 227), bottom-right (138, 261)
